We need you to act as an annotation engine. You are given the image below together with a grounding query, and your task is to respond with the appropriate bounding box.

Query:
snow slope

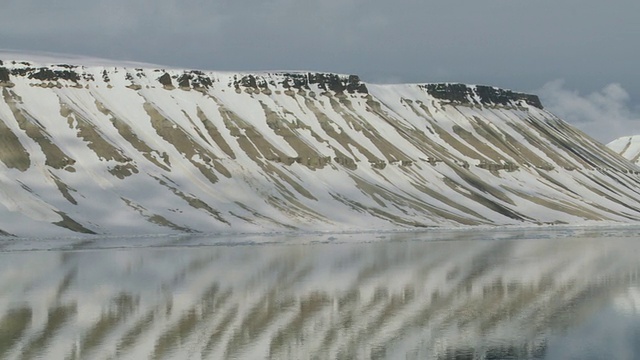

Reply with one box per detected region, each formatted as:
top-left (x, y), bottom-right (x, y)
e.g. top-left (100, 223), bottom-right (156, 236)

top-left (607, 135), bottom-right (640, 164)
top-left (1, 57), bottom-right (640, 237)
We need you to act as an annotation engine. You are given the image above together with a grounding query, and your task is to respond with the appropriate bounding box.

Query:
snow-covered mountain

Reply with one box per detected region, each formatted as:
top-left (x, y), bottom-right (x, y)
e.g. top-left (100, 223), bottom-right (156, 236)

top-left (607, 135), bottom-right (640, 164)
top-left (1, 56), bottom-right (639, 237)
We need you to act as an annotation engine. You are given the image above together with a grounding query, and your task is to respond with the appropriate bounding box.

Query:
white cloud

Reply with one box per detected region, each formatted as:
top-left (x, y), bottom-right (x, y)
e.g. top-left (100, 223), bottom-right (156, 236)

top-left (538, 80), bottom-right (640, 144)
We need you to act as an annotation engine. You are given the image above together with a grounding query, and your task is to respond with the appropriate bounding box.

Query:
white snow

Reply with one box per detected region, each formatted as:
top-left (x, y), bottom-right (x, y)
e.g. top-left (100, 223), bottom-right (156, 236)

top-left (1, 54), bottom-right (640, 237)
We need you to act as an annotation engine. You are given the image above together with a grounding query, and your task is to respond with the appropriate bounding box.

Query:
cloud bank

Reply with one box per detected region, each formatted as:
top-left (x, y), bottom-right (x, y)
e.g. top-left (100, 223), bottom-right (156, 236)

top-left (538, 80), bottom-right (640, 144)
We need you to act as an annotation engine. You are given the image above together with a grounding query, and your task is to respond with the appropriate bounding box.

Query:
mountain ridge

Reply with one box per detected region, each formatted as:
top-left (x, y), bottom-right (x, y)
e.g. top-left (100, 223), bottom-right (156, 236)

top-left (1, 56), bottom-right (639, 237)
top-left (0, 58), bottom-right (544, 105)
top-left (608, 135), bottom-right (640, 164)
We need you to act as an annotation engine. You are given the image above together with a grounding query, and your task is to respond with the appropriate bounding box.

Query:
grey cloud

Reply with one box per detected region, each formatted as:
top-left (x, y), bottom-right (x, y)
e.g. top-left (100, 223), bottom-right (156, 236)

top-left (538, 80), bottom-right (640, 143)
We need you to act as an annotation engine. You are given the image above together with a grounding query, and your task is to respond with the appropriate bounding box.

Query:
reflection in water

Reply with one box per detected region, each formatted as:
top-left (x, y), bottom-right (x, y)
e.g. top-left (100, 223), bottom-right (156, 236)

top-left (1, 228), bottom-right (640, 359)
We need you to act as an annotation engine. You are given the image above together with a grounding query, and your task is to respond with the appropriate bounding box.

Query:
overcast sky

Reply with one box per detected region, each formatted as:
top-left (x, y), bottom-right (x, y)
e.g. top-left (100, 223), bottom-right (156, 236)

top-left (2, 0), bottom-right (639, 142)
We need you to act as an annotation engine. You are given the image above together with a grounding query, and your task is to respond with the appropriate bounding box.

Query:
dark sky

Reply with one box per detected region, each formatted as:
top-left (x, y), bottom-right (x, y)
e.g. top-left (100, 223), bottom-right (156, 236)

top-left (2, 0), bottom-right (639, 142)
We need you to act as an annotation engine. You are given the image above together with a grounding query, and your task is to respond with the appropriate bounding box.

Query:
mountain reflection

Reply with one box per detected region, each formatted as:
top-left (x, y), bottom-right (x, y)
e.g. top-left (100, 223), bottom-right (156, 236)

top-left (1, 228), bottom-right (640, 359)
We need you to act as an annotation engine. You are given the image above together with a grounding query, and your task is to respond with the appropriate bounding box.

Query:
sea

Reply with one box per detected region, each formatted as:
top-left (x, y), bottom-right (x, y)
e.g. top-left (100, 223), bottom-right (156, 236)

top-left (1, 226), bottom-right (640, 359)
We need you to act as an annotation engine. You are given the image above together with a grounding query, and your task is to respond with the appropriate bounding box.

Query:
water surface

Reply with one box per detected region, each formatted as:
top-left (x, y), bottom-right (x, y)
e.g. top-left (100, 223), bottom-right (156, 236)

top-left (1, 227), bottom-right (640, 359)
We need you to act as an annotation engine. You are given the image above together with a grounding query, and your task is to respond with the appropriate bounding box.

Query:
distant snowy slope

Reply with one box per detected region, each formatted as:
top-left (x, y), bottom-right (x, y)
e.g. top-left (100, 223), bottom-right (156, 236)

top-left (1, 56), bottom-right (640, 237)
top-left (607, 135), bottom-right (640, 164)
top-left (0, 49), bottom-right (162, 69)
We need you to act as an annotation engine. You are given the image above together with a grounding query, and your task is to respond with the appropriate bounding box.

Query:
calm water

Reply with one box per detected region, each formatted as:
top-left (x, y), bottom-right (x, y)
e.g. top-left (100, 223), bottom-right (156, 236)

top-left (1, 227), bottom-right (640, 359)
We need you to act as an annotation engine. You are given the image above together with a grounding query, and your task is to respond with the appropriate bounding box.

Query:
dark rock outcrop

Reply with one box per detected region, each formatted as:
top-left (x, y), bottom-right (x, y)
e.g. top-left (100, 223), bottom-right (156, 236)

top-left (423, 83), bottom-right (543, 109)
top-left (157, 73), bottom-right (173, 87)
top-left (308, 73), bottom-right (367, 94)
top-left (28, 67), bottom-right (81, 82)
top-left (0, 67), bottom-right (10, 83)
top-left (233, 73), bottom-right (368, 94)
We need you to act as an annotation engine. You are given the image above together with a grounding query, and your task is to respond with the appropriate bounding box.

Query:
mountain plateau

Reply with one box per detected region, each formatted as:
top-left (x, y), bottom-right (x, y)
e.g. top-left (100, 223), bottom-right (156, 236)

top-left (0, 57), bottom-right (639, 237)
